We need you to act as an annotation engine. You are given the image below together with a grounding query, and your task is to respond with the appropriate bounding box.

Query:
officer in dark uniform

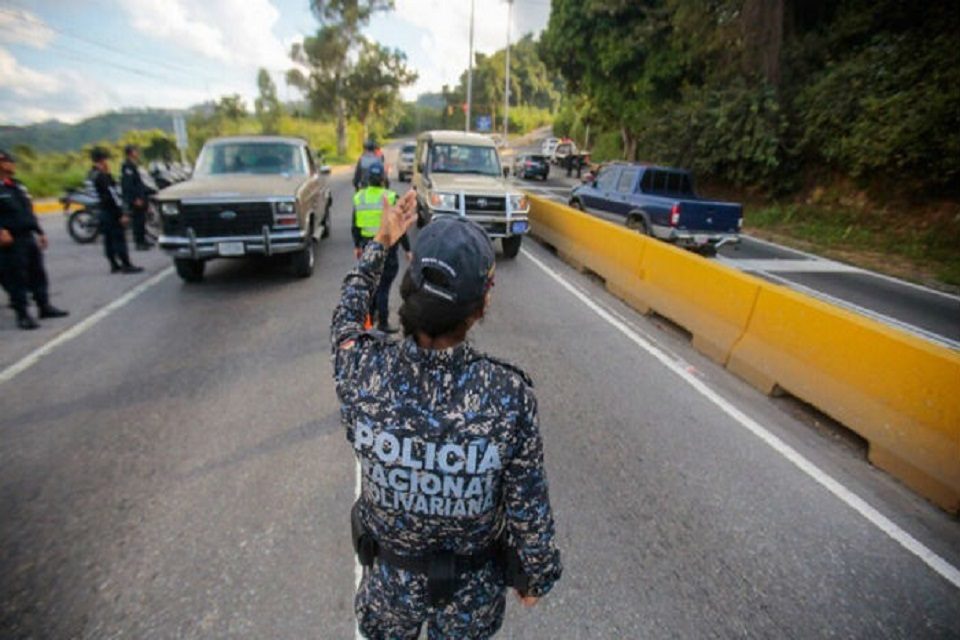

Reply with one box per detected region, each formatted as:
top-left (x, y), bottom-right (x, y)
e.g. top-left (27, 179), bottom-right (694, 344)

top-left (90, 148), bottom-right (142, 274)
top-left (0, 149), bottom-right (69, 330)
top-left (332, 191), bottom-right (562, 639)
top-left (120, 144), bottom-right (154, 250)
top-left (353, 139), bottom-right (382, 191)
top-left (351, 162), bottom-right (411, 333)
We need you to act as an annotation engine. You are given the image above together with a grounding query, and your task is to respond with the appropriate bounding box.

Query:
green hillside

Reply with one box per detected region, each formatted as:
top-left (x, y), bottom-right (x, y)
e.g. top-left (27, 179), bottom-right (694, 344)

top-left (0, 109), bottom-right (181, 153)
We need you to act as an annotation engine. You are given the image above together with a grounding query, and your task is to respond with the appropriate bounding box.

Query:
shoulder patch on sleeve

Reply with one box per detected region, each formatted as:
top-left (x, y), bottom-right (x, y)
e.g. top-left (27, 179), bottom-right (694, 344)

top-left (479, 354), bottom-right (534, 388)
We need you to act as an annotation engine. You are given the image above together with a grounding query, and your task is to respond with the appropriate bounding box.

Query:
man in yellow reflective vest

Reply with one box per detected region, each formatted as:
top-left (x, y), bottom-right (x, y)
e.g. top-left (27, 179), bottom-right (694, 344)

top-left (352, 162), bottom-right (411, 333)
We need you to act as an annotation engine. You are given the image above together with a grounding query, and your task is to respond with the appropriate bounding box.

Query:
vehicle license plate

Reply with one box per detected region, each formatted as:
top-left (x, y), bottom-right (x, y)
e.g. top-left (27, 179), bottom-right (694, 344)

top-left (218, 242), bottom-right (245, 256)
top-left (511, 221), bottom-right (529, 233)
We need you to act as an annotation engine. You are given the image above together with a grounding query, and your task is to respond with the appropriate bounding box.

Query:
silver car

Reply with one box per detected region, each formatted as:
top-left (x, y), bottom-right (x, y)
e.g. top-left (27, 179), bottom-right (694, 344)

top-left (397, 143), bottom-right (416, 182)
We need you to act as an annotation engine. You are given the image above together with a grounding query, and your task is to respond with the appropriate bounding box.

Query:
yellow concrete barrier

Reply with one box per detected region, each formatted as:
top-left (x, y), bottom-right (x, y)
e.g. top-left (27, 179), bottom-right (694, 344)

top-left (528, 194), bottom-right (960, 513)
top-left (528, 196), bottom-right (648, 312)
top-left (529, 195), bottom-right (760, 364)
top-left (633, 239), bottom-right (761, 364)
top-left (728, 283), bottom-right (960, 512)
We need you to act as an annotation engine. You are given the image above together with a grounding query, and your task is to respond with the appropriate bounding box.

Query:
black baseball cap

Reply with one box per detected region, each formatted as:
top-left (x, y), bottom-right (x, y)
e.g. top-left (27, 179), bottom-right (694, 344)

top-left (410, 217), bottom-right (495, 304)
top-left (0, 149), bottom-right (14, 162)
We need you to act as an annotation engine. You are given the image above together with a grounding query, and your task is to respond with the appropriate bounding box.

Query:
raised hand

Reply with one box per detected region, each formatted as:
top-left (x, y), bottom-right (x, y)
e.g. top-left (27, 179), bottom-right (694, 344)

top-left (374, 190), bottom-right (417, 248)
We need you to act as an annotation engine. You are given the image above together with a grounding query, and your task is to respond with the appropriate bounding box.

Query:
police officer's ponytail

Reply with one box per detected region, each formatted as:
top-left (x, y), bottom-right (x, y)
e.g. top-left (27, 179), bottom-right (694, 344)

top-left (398, 271), bottom-right (485, 339)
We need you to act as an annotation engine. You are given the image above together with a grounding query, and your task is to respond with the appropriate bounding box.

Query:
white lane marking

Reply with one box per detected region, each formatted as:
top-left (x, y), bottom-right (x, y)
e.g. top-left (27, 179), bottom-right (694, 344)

top-left (355, 459), bottom-right (363, 640)
top-left (521, 247), bottom-right (960, 590)
top-left (0, 267), bottom-right (174, 385)
top-left (757, 270), bottom-right (960, 351)
top-left (716, 257), bottom-right (862, 274)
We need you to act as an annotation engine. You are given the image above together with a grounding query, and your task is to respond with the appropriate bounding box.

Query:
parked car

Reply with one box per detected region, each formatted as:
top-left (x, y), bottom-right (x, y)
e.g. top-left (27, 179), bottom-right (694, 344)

top-left (154, 135), bottom-right (332, 282)
top-left (540, 137), bottom-right (559, 157)
top-left (412, 130), bottom-right (529, 258)
top-left (397, 143), bottom-right (416, 182)
top-left (569, 162), bottom-right (741, 254)
top-left (513, 153), bottom-right (550, 181)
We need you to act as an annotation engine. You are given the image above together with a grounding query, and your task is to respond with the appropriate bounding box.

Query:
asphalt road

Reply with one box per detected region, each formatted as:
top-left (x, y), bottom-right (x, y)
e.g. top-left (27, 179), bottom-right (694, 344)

top-left (1, 170), bottom-right (958, 638)
top-left (515, 162), bottom-right (960, 349)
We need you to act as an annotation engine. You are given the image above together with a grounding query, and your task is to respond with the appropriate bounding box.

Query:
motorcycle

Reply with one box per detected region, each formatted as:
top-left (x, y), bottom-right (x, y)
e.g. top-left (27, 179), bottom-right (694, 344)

top-left (60, 171), bottom-right (161, 244)
top-left (60, 181), bottom-right (102, 244)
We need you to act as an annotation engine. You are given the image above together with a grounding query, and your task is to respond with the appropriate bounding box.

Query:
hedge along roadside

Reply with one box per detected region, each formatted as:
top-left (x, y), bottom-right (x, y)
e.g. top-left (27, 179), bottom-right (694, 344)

top-left (526, 194), bottom-right (960, 514)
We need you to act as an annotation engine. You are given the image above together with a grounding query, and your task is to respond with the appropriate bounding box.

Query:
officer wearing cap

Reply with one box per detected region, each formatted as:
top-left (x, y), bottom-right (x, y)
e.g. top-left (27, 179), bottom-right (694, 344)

top-left (332, 191), bottom-right (562, 639)
top-left (353, 139), bottom-right (382, 190)
top-left (90, 147), bottom-right (142, 274)
top-left (351, 162), bottom-right (410, 333)
top-left (120, 144), bottom-right (154, 250)
top-left (0, 149), bottom-right (69, 329)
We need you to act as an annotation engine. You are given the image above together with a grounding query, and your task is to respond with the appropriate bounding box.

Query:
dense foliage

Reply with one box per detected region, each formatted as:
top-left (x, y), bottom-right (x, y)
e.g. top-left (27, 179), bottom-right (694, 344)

top-left (540, 0), bottom-right (960, 196)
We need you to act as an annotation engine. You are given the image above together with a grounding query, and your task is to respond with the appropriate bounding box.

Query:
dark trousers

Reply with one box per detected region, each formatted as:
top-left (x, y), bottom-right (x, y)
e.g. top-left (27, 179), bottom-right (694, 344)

top-left (360, 239), bottom-right (399, 326)
top-left (1, 237), bottom-right (49, 313)
top-left (130, 204), bottom-right (148, 245)
top-left (101, 216), bottom-right (131, 268)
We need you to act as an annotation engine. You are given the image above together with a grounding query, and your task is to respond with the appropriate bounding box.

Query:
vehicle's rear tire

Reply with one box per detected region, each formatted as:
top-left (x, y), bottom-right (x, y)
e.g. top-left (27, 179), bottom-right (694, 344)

top-left (699, 244), bottom-right (718, 258)
top-left (627, 214), bottom-right (650, 235)
top-left (175, 258), bottom-right (205, 283)
top-left (68, 209), bottom-right (99, 243)
top-left (570, 198), bottom-right (585, 211)
top-left (292, 238), bottom-right (316, 278)
top-left (502, 235), bottom-right (522, 259)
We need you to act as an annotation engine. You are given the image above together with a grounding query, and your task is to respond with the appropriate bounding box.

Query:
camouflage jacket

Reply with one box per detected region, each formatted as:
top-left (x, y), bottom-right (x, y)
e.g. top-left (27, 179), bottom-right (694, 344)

top-left (331, 242), bottom-right (562, 597)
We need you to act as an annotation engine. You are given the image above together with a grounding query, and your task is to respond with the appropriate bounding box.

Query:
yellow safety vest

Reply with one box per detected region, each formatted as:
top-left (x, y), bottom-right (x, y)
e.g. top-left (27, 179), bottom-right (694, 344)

top-left (354, 187), bottom-right (397, 238)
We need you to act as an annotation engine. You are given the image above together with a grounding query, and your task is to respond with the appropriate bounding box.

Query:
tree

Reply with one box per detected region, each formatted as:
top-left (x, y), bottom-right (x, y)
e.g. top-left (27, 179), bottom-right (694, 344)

top-left (255, 68), bottom-right (283, 134)
top-left (289, 1), bottom-right (394, 156)
top-left (345, 38), bottom-right (417, 142)
top-left (214, 95), bottom-right (248, 121)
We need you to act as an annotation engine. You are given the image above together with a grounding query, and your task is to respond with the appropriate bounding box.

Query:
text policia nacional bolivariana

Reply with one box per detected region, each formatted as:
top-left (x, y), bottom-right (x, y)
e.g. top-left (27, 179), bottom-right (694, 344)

top-left (354, 423), bottom-right (502, 518)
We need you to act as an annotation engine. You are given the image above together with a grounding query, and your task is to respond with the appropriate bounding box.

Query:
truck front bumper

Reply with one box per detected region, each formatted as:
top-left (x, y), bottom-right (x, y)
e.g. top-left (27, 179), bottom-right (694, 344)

top-left (159, 229), bottom-right (307, 260)
top-left (429, 212), bottom-right (530, 239)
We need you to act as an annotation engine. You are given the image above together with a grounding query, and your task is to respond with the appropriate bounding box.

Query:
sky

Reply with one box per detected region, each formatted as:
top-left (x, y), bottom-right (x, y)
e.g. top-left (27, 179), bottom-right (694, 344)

top-left (0, 0), bottom-right (551, 126)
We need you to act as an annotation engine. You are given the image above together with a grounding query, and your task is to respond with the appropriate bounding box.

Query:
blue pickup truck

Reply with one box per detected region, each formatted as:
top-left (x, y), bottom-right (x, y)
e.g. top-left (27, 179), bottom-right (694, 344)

top-left (569, 163), bottom-right (742, 253)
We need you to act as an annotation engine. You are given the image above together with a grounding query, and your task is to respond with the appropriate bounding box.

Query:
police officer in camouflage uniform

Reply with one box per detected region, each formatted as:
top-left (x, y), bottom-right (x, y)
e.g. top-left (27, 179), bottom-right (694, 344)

top-left (332, 190), bottom-right (562, 639)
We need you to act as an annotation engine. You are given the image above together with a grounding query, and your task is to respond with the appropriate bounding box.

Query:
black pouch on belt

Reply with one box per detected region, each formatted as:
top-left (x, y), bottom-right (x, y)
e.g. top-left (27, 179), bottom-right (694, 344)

top-left (351, 500), bottom-right (377, 567)
top-left (427, 550), bottom-right (457, 607)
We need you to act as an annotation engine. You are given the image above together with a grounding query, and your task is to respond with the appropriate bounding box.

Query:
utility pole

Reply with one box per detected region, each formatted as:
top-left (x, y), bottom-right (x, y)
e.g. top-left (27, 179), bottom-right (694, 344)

top-left (466, 0), bottom-right (474, 132)
top-left (504, 0), bottom-right (513, 141)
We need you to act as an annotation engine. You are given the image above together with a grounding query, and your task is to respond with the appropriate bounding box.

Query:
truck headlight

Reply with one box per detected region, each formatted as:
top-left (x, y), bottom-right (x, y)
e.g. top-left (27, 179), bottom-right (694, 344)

top-left (160, 201), bottom-right (179, 216)
top-left (508, 194), bottom-right (528, 212)
top-left (429, 192), bottom-right (458, 211)
top-left (276, 201), bottom-right (296, 214)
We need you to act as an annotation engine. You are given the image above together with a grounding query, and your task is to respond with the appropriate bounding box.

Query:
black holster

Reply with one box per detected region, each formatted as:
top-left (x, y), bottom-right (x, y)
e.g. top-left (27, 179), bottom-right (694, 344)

top-left (351, 500), bottom-right (378, 567)
top-left (498, 540), bottom-right (531, 596)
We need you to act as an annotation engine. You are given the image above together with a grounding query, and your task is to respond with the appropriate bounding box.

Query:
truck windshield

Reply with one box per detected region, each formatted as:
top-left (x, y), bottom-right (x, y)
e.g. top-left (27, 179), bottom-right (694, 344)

top-left (194, 143), bottom-right (307, 177)
top-left (429, 144), bottom-right (501, 176)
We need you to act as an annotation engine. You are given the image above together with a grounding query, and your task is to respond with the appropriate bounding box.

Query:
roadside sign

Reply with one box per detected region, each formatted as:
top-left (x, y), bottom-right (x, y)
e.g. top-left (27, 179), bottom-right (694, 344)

top-left (173, 115), bottom-right (188, 151)
top-left (475, 115), bottom-right (491, 132)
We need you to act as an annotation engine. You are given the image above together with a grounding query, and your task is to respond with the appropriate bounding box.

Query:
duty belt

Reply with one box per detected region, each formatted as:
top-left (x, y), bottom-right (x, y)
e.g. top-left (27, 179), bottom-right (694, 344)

top-left (351, 499), bottom-right (528, 606)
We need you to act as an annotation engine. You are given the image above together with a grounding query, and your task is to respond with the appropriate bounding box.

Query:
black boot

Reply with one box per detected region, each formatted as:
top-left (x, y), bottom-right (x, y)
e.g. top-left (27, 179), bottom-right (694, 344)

top-left (39, 304), bottom-right (69, 319)
top-left (121, 264), bottom-right (144, 274)
top-left (16, 311), bottom-right (39, 330)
